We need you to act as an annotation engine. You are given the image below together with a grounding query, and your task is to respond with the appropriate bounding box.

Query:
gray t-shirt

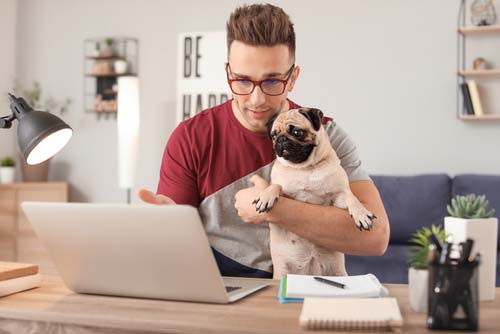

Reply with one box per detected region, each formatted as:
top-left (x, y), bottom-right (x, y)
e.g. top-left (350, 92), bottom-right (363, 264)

top-left (198, 119), bottom-right (370, 276)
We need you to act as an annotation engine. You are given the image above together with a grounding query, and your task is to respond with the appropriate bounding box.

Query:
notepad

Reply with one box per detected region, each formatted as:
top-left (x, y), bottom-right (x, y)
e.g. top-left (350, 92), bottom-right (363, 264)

top-left (0, 262), bottom-right (38, 281)
top-left (299, 297), bottom-right (403, 330)
top-left (286, 274), bottom-right (388, 299)
top-left (0, 262), bottom-right (41, 297)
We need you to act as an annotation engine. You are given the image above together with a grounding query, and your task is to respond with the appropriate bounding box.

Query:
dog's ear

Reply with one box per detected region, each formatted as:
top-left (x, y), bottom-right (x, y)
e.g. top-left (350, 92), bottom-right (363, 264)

top-left (299, 108), bottom-right (323, 131)
top-left (266, 113), bottom-right (279, 139)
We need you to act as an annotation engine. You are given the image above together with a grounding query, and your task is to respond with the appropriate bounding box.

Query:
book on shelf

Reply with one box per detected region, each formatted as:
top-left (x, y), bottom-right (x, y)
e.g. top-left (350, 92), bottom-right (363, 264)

top-left (467, 80), bottom-right (485, 116)
top-left (299, 297), bottom-right (403, 331)
top-left (460, 82), bottom-right (475, 115)
top-left (0, 261), bottom-right (42, 297)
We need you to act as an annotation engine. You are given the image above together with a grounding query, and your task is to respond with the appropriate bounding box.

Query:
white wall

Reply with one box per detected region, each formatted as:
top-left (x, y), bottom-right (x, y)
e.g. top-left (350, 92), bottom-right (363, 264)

top-left (14, 0), bottom-right (500, 203)
top-left (0, 0), bottom-right (17, 161)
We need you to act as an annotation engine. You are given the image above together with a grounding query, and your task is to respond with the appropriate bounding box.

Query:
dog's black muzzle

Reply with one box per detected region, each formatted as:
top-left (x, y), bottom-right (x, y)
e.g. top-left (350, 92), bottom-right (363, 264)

top-left (274, 135), bottom-right (315, 164)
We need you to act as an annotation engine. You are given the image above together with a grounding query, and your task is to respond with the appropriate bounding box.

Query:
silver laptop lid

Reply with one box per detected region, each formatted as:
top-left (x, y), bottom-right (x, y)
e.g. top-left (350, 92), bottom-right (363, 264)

top-left (21, 202), bottom-right (232, 303)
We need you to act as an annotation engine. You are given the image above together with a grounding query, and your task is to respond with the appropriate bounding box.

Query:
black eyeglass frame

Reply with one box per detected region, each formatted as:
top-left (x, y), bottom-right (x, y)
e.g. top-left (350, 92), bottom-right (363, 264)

top-left (226, 63), bottom-right (295, 96)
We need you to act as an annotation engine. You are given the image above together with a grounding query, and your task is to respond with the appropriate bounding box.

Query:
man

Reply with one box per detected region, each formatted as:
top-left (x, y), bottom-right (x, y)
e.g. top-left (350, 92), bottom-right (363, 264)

top-left (139, 4), bottom-right (389, 278)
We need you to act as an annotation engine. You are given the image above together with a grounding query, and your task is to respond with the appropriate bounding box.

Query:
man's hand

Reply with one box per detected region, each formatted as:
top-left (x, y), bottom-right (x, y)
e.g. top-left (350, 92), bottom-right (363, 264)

top-left (138, 189), bottom-right (176, 205)
top-left (234, 175), bottom-right (270, 224)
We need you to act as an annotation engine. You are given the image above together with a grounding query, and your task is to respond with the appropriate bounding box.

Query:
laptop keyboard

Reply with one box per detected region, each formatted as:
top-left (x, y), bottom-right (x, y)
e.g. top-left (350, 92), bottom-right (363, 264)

top-left (225, 286), bottom-right (242, 293)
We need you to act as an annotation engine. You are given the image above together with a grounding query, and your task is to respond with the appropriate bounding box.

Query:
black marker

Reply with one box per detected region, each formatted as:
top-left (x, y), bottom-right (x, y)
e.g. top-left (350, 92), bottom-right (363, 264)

top-left (428, 244), bottom-right (438, 265)
top-left (439, 242), bottom-right (452, 264)
top-left (429, 232), bottom-right (444, 253)
top-left (460, 239), bottom-right (474, 264)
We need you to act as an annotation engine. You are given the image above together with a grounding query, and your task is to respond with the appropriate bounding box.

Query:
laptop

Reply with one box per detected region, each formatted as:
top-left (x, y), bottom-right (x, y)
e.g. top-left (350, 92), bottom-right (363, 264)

top-left (21, 202), bottom-right (268, 303)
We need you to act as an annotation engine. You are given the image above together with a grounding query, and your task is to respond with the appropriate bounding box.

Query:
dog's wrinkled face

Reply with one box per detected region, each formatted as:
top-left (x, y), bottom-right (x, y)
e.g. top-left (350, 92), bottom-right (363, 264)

top-left (267, 108), bottom-right (324, 164)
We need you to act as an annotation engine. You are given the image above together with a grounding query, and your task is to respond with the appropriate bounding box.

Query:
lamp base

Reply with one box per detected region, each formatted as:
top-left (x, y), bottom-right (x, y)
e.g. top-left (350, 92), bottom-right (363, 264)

top-left (20, 153), bottom-right (50, 182)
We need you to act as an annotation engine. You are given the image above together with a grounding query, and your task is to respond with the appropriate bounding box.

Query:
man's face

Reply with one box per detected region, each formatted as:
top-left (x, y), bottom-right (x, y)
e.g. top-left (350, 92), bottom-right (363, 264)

top-left (227, 41), bottom-right (299, 134)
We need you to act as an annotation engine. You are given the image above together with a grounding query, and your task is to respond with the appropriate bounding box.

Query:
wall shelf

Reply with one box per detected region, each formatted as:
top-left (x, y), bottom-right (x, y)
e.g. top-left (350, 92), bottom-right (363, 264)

top-left (84, 37), bottom-right (138, 118)
top-left (458, 70), bottom-right (500, 77)
top-left (85, 72), bottom-right (137, 77)
top-left (85, 55), bottom-right (126, 60)
top-left (85, 109), bottom-right (117, 113)
top-left (456, 1), bottom-right (500, 121)
top-left (458, 24), bottom-right (500, 34)
top-left (459, 114), bottom-right (500, 120)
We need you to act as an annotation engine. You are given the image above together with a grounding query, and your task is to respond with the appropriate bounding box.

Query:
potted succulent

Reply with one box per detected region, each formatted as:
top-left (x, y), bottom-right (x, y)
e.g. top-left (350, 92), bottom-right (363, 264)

top-left (445, 194), bottom-right (497, 301)
top-left (408, 224), bottom-right (447, 313)
top-left (100, 38), bottom-right (116, 57)
top-left (0, 156), bottom-right (16, 184)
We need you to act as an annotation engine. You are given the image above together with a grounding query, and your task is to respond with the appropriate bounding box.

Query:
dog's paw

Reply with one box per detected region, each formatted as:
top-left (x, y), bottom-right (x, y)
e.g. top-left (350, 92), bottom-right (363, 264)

top-left (252, 185), bottom-right (282, 214)
top-left (349, 205), bottom-right (377, 231)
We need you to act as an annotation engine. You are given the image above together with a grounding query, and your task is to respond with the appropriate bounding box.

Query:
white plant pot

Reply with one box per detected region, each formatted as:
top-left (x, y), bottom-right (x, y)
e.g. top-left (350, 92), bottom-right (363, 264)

top-left (0, 167), bottom-right (15, 184)
top-left (408, 267), bottom-right (428, 313)
top-left (445, 216), bottom-right (498, 301)
top-left (114, 60), bottom-right (128, 74)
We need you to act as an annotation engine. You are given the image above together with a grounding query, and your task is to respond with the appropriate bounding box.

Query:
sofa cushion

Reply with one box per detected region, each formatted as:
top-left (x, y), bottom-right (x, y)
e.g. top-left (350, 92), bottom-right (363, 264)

top-left (452, 174), bottom-right (500, 250)
top-left (345, 244), bottom-right (411, 284)
top-left (371, 174), bottom-right (451, 244)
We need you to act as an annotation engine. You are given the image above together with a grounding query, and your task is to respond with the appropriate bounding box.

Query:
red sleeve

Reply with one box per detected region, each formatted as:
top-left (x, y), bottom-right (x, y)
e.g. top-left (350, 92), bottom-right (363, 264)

top-left (156, 123), bottom-right (200, 207)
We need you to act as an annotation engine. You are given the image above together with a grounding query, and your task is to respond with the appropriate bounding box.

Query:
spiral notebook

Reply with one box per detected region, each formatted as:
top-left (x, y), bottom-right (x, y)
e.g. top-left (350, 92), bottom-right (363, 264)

top-left (299, 297), bottom-right (403, 331)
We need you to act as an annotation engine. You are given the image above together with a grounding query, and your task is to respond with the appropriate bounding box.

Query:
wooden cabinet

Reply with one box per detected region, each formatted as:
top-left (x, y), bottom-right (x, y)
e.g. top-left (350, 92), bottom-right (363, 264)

top-left (0, 182), bottom-right (67, 274)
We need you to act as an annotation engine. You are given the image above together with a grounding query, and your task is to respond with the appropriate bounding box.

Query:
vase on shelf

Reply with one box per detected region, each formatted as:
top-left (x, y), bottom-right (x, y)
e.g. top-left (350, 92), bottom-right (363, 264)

top-left (471, 0), bottom-right (497, 26)
top-left (19, 153), bottom-right (50, 182)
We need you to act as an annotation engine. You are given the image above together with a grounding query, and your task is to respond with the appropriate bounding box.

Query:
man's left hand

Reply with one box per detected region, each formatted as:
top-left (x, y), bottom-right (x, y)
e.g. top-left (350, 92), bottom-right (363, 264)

top-left (234, 175), bottom-right (269, 224)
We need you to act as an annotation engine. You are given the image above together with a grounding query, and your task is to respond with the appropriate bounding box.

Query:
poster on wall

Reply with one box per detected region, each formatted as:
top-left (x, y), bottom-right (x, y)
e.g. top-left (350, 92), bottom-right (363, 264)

top-left (176, 30), bottom-right (232, 123)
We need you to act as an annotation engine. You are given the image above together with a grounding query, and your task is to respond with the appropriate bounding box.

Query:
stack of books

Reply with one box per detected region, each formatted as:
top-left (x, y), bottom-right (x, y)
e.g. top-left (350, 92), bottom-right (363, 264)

top-left (0, 261), bottom-right (42, 297)
top-left (277, 274), bottom-right (403, 331)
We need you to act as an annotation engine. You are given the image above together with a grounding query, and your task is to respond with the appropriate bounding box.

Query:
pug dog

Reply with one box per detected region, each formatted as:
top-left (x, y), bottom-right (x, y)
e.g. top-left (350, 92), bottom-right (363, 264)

top-left (252, 107), bottom-right (376, 279)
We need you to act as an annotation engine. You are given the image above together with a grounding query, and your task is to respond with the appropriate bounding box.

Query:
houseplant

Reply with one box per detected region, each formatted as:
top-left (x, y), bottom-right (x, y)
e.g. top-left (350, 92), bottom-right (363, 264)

top-left (445, 194), bottom-right (498, 301)
top-left (14, 81), bottom-right (72, 182)
top-left (100, 38), bottom-right (116, 57)
top-left (16, 81), bottom-right (72, 115)
top-left (408, 224), bottom-right (447, 312)
top-left (0, 156), bottom-right (16, 184)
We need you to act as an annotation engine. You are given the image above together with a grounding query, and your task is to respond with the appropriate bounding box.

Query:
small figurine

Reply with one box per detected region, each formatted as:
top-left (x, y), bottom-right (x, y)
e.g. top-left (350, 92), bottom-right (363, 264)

top-left (472, 57), bottom-right (488, 70)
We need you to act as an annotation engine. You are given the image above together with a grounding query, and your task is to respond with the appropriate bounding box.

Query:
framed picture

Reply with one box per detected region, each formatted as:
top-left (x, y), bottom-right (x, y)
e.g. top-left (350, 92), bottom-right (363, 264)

top-left (176, 31), bottom-right (231, 123)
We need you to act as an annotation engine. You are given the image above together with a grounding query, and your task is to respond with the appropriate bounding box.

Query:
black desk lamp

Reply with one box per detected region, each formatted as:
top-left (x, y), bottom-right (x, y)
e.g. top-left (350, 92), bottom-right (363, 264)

top-left (0, 93), bottom-right (73, 165)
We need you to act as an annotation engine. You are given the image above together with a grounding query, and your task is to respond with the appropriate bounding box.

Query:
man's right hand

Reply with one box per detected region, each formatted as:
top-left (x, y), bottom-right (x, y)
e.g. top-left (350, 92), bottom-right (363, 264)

top-left (137, 189), bottom-right (176, 205)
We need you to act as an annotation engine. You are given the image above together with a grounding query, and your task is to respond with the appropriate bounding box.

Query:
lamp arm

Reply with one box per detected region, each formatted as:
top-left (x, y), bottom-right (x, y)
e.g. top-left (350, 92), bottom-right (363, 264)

top-left (0, 114), bottom-right (16, 129)
top-left (2, 93), bottom-right (31, 129)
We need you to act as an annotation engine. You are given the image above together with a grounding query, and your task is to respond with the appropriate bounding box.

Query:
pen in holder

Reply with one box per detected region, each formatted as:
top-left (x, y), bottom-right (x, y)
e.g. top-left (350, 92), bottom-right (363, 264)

top-left (427, 244), bottom-right (480, 331)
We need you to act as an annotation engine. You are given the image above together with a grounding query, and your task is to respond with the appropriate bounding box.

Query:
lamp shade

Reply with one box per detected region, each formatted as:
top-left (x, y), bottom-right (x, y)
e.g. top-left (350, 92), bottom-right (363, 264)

top-left (117, 76), bottom-right (140, 189)
top-left (17, 110), bottom-right (73, 165)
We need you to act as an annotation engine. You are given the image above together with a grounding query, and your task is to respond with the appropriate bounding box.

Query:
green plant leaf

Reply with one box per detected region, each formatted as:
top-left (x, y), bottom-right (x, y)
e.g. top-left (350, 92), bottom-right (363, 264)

top-left (408, 224), bottom-right (447, 269)
top-left (449, 193), bottom-right (495, 219)
top-left (0, 156), bottom-right (15, 167)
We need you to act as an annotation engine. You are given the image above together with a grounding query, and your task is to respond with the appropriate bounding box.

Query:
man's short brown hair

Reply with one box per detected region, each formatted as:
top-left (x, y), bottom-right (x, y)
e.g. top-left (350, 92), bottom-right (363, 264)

top-left (227, 4), bottom-right (295, 58)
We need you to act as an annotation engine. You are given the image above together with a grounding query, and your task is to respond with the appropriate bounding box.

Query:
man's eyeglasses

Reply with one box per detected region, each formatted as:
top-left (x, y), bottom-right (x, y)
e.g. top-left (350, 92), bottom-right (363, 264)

top-left (226, 63), bottom-right (295, 96)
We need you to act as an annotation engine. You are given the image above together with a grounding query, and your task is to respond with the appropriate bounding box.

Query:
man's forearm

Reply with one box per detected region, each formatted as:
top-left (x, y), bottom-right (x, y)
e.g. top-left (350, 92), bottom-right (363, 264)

top-left (265, 181), bottom-right (390, 256)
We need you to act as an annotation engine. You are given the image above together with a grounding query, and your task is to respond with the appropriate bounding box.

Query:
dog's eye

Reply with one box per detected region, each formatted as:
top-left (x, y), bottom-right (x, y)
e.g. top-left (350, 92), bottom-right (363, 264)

top-left (271, 130), bottom-right (278, 139)
top-left (292, 129), bottom-right (306, 138)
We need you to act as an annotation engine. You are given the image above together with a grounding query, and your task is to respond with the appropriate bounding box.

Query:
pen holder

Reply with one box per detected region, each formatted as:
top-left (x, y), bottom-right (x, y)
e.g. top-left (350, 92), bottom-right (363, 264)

top-left (427, 260), bottom-right (479, 331)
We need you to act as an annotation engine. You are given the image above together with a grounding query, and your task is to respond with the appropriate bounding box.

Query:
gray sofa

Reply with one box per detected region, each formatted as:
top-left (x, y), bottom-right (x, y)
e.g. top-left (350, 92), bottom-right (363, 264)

top-left (345, 174), bottom-right (500, 286)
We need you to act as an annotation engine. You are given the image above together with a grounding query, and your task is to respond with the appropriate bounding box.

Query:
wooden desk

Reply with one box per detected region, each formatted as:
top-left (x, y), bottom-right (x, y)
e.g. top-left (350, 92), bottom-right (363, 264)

top-left (0, 275), bottom-right (499, 333)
